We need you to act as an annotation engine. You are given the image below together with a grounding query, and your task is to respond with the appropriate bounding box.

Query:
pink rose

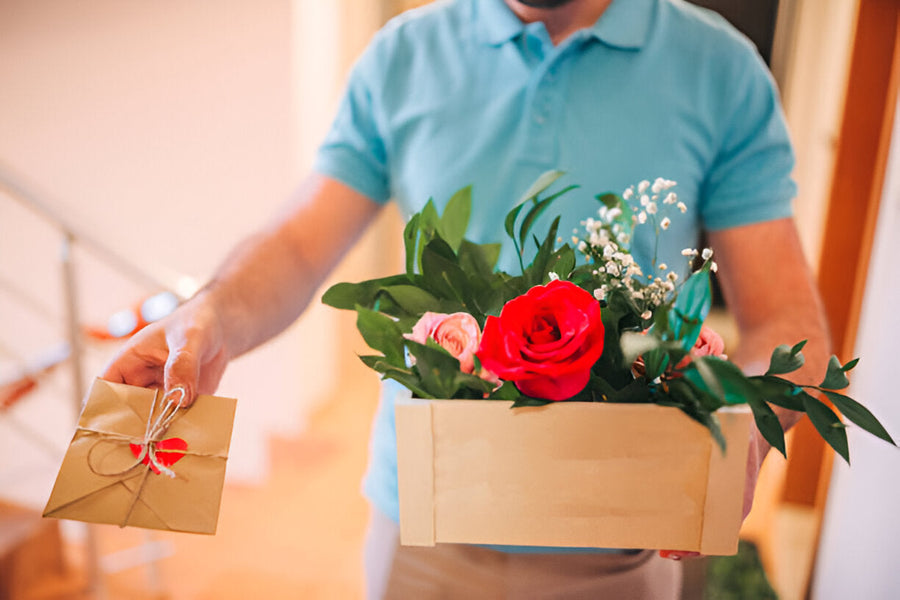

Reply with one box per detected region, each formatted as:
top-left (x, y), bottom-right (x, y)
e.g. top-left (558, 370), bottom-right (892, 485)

top-left (405, 312), bottom-right (483, 374)
top-left (672, 325), bottom-right (727, 371)
top-left (632, 325), bottom-right (727, 377)
top-left (691, 325), bottom-right (726, 358)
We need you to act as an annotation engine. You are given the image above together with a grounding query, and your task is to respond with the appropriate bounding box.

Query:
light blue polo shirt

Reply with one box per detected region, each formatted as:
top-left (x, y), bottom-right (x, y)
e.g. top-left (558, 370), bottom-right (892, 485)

top-left (314, 0), bottom-right (796, 545)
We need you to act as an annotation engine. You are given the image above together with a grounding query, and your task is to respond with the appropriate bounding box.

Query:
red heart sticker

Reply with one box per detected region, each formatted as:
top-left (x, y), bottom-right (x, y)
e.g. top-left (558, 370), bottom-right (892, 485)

top-left (129, 437), bottom-right (188, 474)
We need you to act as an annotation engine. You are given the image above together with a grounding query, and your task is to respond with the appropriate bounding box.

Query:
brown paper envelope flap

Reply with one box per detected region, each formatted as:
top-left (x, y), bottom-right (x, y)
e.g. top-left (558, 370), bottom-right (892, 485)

top-left (44, 475), bottom-right (180, 532)
top-left (136, 455), bottom-right (227, 533)
top-left (81, 380), bottom-right (237, 456)
top-left (43, 469), bottom-right (145, 519)
top-left (45, 473), bottom-right (169, 530)
top-left (164, 393), bottom-right (237, 457)
top-left (76, 379), bottom-right (149, 441)
top-left (43, 431), bottom-right (133, 516)
top-left (45, 458), bottom-right (225, 534)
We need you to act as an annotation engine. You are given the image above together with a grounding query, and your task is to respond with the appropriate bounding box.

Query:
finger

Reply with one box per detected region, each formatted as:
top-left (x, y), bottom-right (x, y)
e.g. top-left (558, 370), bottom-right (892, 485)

top-left (100, 351), bottom-right (164, 389)
top-left (659, 550), bottom-right (702, 560)
top-left (163, 345), bottom-right (200, 407)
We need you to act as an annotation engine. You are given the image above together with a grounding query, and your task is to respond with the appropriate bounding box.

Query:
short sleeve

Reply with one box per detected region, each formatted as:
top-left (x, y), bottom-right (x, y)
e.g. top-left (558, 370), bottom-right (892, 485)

top-left (313, 46), bottom-right (392, 204)
top-left (699, 48), bottom-right (797, 230)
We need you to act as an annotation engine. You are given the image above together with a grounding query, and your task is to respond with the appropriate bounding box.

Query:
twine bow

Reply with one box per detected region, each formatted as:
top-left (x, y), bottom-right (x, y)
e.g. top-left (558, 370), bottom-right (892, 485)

top-left (82, 386), bottom-right (190, 527)
top-left (129, 386), bottom-right (185, 478)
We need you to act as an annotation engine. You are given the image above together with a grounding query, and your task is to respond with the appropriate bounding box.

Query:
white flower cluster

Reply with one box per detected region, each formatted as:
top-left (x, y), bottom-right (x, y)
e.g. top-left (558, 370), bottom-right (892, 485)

top-left (575, 178), bottom-right (709, 320)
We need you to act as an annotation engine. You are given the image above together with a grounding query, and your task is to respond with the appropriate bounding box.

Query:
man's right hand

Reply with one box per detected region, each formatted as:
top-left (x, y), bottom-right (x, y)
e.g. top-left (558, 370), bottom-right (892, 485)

top-left (100, 295), bottom-right (228, 407)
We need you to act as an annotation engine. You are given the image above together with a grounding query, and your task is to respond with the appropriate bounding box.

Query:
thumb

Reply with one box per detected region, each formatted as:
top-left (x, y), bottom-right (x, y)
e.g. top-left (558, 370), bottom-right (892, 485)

top-left (163, 344), bottom-right (201, 407)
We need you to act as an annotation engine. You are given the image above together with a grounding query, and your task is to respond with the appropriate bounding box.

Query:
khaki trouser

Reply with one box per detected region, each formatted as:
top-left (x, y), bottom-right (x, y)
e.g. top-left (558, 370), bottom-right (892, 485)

top-left (364, 508), bottom-right (683, 600)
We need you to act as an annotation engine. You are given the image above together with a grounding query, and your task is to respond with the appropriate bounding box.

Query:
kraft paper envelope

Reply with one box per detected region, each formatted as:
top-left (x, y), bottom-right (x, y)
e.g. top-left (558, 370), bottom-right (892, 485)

top-left (43, 378), bottom-right (236, 535)
top-left (396, 399), bottom-right (752, 555)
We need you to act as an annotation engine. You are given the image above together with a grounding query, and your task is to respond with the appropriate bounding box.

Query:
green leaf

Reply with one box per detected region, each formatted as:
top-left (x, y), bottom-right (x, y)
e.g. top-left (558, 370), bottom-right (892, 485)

top-left (437, 186), bottom-right (471, 251)
top-left (594, 192), bottom-right (633, 233)
top-left (591, 290), bottom-right (643, 389)
top-left (511, 397), bottom-right (553, 408)
top-left (419, 241), bottom-right (475, 313)
top-left (416, 200), bottom-right (441, 272)
top-left (358, 355), bottom-right (431, 396)
top-left (680, 377), bottom-right (726, 413)
top-left (842, 357), bottom-right (860, 372)
top-left (664, 378), bottom-right (727, 452)
top-left (516, 169), bottom-right (567, 205)
top-left (642, 348), bottom-right (671, 381)
top-left (504, 202), bottom-right (526, 244)
top-left (406, 340), bottom-right (462, 399)
top-left (379, 285), bottom-right (441, 315)
top-left (518, 184), bottom-right (579, 249)
top-left (822, 390), bottom-right (896, 445)
top-left (321, 275), bottom-right (411, 310)
top-left (355, 307), bottom-right (405, 365)
top-left (670, 263), bottom-right (712, 349)
top-left (452, 371), bottom-right (498, 396)
top-left (530, 245), bottom-right (576, 287)
top-left (819, 356), bottom-right (851, 390)
top-left (525, 216), bottom-right (562, 285)
top-left (691, 356), bottom-right (756, 405)
top-left (603, 376), bottom-right (653, 404)
top-left (751, 375), bottom-right (805, 411)
top-left (358, 354), bottom-right (387, 371)
top-left (487, 381), bottom-right (521, 401)
top-left (419, 199), bottom-right (440, 234)
top-left (765, 341), bottom-right (807, 376)
top-left (457, 240), bottom-right (500, 280)
top-left (803, 394), bottom-right (850, 463)
top-left (746, 396), bottom-right (787, 457)
top-left (403, 213), bottom-right (421, 275)
top-left (596, 192), bottom-right (621, 210)
top-left (381, 370), bottom-right (432, 399)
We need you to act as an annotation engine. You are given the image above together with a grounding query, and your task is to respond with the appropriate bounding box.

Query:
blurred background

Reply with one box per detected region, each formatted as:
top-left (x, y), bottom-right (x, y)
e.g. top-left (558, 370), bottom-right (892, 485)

top-left (1, 0), bottom-right (898, 598)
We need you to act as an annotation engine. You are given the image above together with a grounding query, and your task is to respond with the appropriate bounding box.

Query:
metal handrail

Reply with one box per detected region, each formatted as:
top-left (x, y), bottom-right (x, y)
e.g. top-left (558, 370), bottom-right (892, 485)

top-left (0, 161), bottom-right (190, 298)
top-left (0, 160), bottom-right (196, 600)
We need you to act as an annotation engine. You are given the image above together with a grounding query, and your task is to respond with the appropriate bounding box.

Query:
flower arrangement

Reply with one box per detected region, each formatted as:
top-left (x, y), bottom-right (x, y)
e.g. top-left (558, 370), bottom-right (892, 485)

top-left (323, 171), bottom-right (894, 459)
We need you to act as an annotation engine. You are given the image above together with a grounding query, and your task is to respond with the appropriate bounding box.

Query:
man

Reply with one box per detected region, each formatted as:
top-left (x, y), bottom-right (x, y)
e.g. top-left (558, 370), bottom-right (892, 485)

top-left (103, 0), bottom-right (829, 597)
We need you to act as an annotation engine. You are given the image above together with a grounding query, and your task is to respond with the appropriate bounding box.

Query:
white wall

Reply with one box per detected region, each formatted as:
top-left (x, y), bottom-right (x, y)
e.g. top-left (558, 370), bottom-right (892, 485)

top-left (811, 97), bottom-right (900, 598)
top-left (0, 0), bottom-right (372, 506)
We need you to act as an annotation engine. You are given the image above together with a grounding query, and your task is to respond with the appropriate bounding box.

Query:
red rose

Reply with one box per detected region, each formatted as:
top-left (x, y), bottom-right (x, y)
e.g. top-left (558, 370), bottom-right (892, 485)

top-left (476, 279), bottom-right (605, 401)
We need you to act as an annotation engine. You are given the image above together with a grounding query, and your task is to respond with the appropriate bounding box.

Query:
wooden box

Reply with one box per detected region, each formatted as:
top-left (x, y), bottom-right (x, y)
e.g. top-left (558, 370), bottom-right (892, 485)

top-left (395, 399), bottom-right (752, 555)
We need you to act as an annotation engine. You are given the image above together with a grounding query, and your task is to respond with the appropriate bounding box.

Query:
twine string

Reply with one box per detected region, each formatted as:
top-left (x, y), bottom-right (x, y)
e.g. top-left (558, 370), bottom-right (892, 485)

top-left (79, 386), bottom-right (189, 528)
top-left (138, 386), bottom-right (184, 478)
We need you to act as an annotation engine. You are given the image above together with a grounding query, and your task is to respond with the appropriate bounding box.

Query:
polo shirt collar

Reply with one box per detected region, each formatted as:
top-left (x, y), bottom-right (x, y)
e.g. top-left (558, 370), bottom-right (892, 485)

top-left (474, 0), bottom-right (655, 50)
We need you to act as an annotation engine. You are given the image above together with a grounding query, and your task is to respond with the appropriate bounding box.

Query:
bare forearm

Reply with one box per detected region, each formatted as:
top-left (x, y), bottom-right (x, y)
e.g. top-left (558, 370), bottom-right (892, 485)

top-left (188, 174), bottom-right (381, 361)
top-left (195, 229), bottom-right (323, 360)
top-left (709, 218), bottom-right (832, 456)
top-left (732, 318), bottom-right (831, 436)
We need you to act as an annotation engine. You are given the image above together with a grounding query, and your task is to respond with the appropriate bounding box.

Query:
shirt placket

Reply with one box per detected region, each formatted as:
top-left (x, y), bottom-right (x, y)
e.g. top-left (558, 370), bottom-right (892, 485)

top-left (520, 31), bottom-right (583, 168)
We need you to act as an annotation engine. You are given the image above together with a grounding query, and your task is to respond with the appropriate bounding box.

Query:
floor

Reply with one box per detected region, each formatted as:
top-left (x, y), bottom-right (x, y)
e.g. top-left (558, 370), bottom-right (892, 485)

top-left (47, 355), bottom-right (380, 600)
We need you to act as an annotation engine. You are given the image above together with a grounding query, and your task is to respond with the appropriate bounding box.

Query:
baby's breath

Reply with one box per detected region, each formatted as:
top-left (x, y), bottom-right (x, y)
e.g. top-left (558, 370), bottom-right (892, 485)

top-left (577, 179), bottom-right (715, 321)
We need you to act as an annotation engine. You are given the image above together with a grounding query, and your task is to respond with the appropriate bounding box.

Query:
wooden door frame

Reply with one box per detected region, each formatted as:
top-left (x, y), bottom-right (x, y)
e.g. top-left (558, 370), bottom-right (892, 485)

top-left (783, 0), bottom-right (900, 509)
